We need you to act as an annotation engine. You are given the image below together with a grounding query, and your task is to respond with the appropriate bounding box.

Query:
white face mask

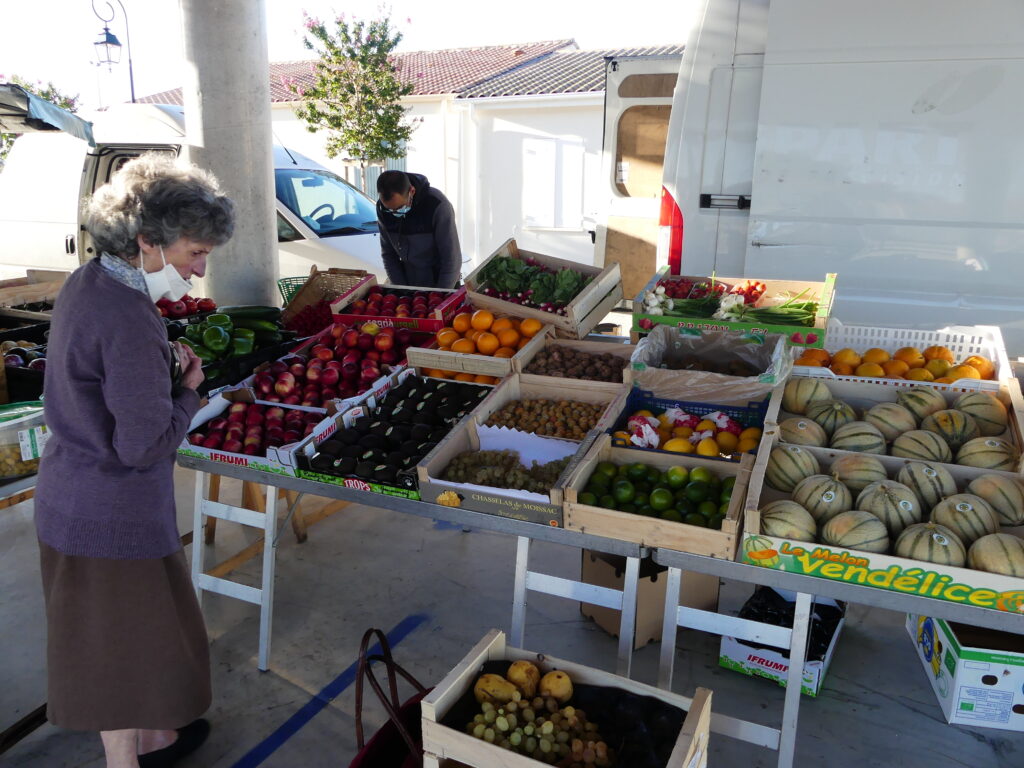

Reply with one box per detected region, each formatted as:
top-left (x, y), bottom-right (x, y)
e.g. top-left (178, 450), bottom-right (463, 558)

top-left (141, 245), bottom-right (193, 303)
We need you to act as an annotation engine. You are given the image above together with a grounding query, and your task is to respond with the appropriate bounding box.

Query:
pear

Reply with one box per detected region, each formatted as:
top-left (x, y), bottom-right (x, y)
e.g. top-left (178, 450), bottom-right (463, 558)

top-left (506, 660), bottom-right (541, 698)
top-left (473, 673), bottom-right (518, 704)
top-left (539, 670), bottom-right (573, 704)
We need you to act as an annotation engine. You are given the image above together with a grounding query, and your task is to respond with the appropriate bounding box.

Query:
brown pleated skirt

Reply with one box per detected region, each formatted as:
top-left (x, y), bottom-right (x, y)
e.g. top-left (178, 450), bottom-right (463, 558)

top-left (39, 540), bottom-right (211, 732)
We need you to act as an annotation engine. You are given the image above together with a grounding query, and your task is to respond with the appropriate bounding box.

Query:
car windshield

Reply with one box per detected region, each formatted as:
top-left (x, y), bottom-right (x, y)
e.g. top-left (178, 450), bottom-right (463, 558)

top-left (275, 168), bottom-right (379, 236)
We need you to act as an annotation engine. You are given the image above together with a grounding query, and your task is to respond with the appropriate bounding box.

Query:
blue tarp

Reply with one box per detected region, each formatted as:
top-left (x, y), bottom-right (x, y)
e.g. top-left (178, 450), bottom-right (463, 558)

top-left (0, 84), bottom-right (95, 146)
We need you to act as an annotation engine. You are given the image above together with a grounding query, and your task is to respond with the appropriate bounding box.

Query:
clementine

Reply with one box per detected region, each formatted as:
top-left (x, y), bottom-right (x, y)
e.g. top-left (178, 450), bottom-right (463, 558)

top-left (470, 309), bottom-right (494, 331)
top-left (905, 368), bottom-right (935, 381)
top-left (832, 348), bottom-right (862, 367)
top-left (946, 364), bottom-right (981, 381)
top-left (519, 317), bottom-right (543, 338)
top-left (475, 332), bottom-right (500, 356)
top-left (490, 317), bottom-right (515, 335)
top-left (855, 362), bottom-right (885, 377)
top-left (893, 346), bottom-right (925, 369)
top-left (493, 347), bottom-right (517, 358)
top-left (862, 348), bottom-right (890, 365)
top-left (436, 328), bottom-right (459, 347)
top-left (452, 313), bottom-right (473, 334)
top-left (802, 348), bottom-right (831, 365)
top-left (455, 373), bottom-right (476, 382)
top-left (960, 355), bottom-right (994, 380)
top-left (830, 362), bottom-right (855, 375)
top-left (473, 374), bottom-right (497, 384)
top-left (881, 359), bottom-right (909, 378)
top-left (923, 345), bottom-right (955, 363)
top-left (451, 338), bottom-right (476, 354)
top-left (497, 328), bottom-right (521, 348)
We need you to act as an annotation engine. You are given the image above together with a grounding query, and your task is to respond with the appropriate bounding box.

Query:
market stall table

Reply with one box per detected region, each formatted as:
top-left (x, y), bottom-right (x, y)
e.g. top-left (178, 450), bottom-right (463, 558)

top-left (179, 455), bottom-right (648, 676)
top-left (652, 546), bottom-right (1024, 768)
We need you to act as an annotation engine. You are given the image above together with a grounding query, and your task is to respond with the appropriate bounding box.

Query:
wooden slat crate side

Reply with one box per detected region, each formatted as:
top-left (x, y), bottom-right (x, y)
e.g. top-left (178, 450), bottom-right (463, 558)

top-left (406, 327), bottom-right (548, 377)
top-left (668, 687), bottom-right (712, 768)
top-left (422, 629), bottom-right (505, 723)
top-left (554, 281), bottom-right (626, 340)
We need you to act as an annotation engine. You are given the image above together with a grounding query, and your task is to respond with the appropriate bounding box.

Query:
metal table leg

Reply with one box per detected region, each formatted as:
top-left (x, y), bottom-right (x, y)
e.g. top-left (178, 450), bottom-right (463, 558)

top-left (777, 591), bottom-right (812, 768)
top-left (510, 536), bottom-right (530, 648)
top-left (257, 485), bottom-right (279, 672)
top-left (658, 566), bottom-right (683, 688)
top-left (616, 556), bottom-right (640, 678)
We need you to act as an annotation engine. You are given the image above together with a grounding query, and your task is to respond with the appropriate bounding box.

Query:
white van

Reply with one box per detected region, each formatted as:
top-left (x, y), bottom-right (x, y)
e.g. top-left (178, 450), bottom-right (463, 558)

top-left (0, 97), bottom-right (385, 282)
top-left (659, 0), bottom-right (1024, 355)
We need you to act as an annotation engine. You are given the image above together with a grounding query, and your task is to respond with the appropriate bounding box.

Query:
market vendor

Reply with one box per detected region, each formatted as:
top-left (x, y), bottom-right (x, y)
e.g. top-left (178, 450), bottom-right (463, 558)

top-left (376, 170), bottom-right (462, 288)
top-left (34, 153), bottom-right (234, 768)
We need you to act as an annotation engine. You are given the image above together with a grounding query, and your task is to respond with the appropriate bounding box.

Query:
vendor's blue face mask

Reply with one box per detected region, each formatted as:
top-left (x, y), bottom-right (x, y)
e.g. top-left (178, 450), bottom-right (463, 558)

top-left (391, 204), bottom-right (411, 217)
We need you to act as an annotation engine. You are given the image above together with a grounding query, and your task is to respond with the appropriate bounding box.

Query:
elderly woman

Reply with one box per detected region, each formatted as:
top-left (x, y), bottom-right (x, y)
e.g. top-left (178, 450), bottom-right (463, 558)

top-left (34, 153), bottom-right (234, 768)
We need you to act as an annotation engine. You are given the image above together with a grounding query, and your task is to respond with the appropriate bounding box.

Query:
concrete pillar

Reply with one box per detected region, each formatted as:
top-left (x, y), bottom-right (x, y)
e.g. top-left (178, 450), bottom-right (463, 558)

top-left (179, 0), bottom-right (277, 305)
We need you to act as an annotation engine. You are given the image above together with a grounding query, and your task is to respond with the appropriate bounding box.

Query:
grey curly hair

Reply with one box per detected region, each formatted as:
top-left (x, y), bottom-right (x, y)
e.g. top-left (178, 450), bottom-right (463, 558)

top-left (84, 153), bottom-right (235, 258)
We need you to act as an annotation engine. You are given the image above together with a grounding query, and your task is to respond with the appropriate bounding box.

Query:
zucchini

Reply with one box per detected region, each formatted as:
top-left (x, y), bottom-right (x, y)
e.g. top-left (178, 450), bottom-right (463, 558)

top-left (230, 317), bottom-right (281, 333)
top-left (218, 305), bottom-right (283, 321)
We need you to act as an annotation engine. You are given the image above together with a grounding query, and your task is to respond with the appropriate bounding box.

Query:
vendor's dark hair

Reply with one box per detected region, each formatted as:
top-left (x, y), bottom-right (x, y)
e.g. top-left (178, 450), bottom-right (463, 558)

top-left (85, 153), bottom-right (235, 258)
top-left (377, 170), bottom-right (411, 201)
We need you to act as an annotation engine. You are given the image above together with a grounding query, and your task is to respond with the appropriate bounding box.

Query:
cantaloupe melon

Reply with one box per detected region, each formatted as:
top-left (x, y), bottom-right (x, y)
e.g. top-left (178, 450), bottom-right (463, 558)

top-left (830, 421), bottom-right (886, 454)
top-left (966, 473), bottom-right (1024, 526)
top-left (921, 409), bottom-right (980, 451)
top-left (765, 445), bottom-right (820, 492)
top-left (967, 533), bottom-right (1024, 577)
top-left (930, 494), bottom-right (999, 545)
top-left (821, 510), bottom-right (890, 553)
top-left (806, 399), bottom-right (857, 437)
top-left (759, 500), bottom-right (817, 542)
top-left (856, 480), bottom-right (922, 538)
top-left (830, 454), bottom-right (887, 493)
top-left (897, 461), bottom-right (957, 510)
top-left (897, 386), bottom-right (948, 421)
top-left (782, 378), bottom-right (832, 415)
top-left (954, 392), bottom-right (1008, 436)
top-left (956, 437), bottom-right (1020, 471)
top-left (779, 417), bottom-right (828, 448)
top-left (792, 474), bottom-right (853, 523)
top-left (895, 523), bottom-right (966, 567)
top-left (891, 430), bottom-right (952, 463)
top-left (864, 402), bottom-right (918, 442)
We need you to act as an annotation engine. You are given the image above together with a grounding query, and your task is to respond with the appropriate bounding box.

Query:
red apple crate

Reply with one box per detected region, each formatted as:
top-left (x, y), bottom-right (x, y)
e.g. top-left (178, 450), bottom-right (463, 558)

top-left (329, 276), bottom-right (467, 333)
top-left (279, 266), bottom-right (369, 330)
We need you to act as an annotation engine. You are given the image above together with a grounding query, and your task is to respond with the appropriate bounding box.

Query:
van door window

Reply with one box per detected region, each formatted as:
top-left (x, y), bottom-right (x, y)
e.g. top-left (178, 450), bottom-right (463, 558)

top-left (277, 212), bottom-right (303, 243)
top-left (614, 105), bottom-right (671, 198)
top-left (274, 168), bottom-right (378, 237)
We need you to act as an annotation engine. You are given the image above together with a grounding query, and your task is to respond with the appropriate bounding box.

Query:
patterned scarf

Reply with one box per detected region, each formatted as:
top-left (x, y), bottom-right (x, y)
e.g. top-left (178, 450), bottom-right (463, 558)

top-left (99, 252), bottom-right (148, 295)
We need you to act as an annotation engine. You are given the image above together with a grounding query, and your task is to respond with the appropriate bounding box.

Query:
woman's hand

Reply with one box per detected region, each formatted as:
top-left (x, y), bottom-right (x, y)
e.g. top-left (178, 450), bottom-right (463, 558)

top-left (174, 341), bottom-right (206, 391)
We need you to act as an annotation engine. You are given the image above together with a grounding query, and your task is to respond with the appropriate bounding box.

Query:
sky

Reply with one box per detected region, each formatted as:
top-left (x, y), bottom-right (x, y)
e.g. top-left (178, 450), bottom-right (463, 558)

top-left (0, 0), bottom-right (699, 111)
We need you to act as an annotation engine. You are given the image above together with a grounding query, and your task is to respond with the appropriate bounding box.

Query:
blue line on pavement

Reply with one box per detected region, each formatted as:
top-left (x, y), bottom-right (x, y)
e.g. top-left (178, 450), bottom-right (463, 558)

top-left (231, 613), bottom-right (430, 768)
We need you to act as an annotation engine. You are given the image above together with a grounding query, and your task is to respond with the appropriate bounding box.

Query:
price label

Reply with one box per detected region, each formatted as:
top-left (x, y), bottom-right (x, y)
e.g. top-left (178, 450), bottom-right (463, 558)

top-left (18, 425), bottom-right (50, 461)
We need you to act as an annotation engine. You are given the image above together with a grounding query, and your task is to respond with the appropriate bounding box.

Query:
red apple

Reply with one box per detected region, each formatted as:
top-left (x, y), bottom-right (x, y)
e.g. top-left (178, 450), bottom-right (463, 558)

top-left (342, 362), bottom-right (359, 379)
top-left (284, 430), bottom-right (302, 443)
top-left (351, 299), bottom-right (367, 313)
top-left (226, 423), bottom-right (245, 438)
top-left (223, 438), bottom-right (244, 453)
top-left (320, 387), bottom-right (337, 400)
top-left (283, 395), bottom-right (302, 405)
top-left (325, 360), bottom-right (343, 371)
top-left (374, 334), bottom-right (394, 352)
top-left (365, 350), bottom-right (381, 362)
top-left (319, 367), bottom-right (340, 387)
top-left (189, 433), bottom-right (205, 446)
top-left (315, 346), bottom-right (334, 361)
top-left (304, 423), bottom-right (317, 437)
top-left (306, 366), bottom-right (322, 383)
top-left (265, 418), bottom-right (284, 433)
top-left (395, 328), bottom-right (412, 346)
top-left (227, 410), bottom-right (246, 424)
top-left (265, 407), bottom-right (285, 421)
top-left (243, 444), bottom-right (260, 456)
top-left (249, 404), bottom-right (265, 414)
top-left (361, 357), bottom-right (379, 368)
top-left (208, 418), bottom-right (228, 432)
top-left (342, 349), bottom-right (362, 365)
top-left (255, 374), bottom-right (276, 395)
top-left (275, 372), bottom-right (297, 397)
top-left (228, 402), bottom-right (248, 415)
top-left (357, 333), bottom-right (374, 350)
top-left (342, 328), bottom-right (360, 348)
top-left (263, 395), bottom-right (282, 403)
top-left (270, 361), bottom-right (289, 376)
top-left (360, 368), bottom-right (380, 385)
top-left (380, 349), bottom-right (399, 365)
top-left (301, 395), bottom-right (321, 407)
top-left (265, 426), bottom-right (284, 442)
top-left (330, 323), bottom-right (347, 340)
top-left (245, 410), bottom-right (264, 426)
top-left (289, 362), bottom-right (307, 379)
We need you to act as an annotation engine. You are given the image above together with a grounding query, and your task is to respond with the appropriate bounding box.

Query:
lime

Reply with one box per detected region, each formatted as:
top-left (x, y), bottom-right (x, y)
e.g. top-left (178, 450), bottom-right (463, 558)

top-left (719, 487), bottom-right (733, 504)
top-left (579, 491), bottom-right (597, 506)
top-left (645, 466), bottom-right (662, 484)
top-left (634, 481), bottom-right (652, 495)
top-left (650, 488), bottom-right (674, 512)
top-left (685, 481), bottom-right (711, 503)
top-left (627, 462), bottom-right (649, 481)
top-left (617, 464), bottom-right (630, 477)
top-left (596, 461), bottom-right (618, 479)
top-left (633, 492), bottom-right (650, 508)
top-left (722, 476), bottom-right (737, 492)
top-left (619, 503), bottom-right (637, 514)
top-left (675, 498), bottom-right (695, 516)
top-left (689, 466), bottom-right (715, 485)
top-left (659, 508), bottom-right (684, 523)
top-left (598, 495), bottom-right (616, 509)
top-left (698, 500), bottom-right (719, 518)
top-left (612, 479), bottom-right (636, 504)
top-left (684, 512), bottom-right (708, 527)
top-left (588, 472), bottom-right (610, 490)
top-left (665, 466), bottom-right (690, 489)
top-left (636, 505), bottom-right (655, 517)
top-left (719, 501), bottom-right (731, 516)
top-left (707, 513), bottom-right (725, 530)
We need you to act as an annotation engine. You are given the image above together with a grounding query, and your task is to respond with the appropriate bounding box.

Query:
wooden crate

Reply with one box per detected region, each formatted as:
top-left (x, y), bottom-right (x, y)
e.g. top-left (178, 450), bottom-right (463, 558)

top-left (764, 376), bottom-right (1024, 471)
top-left (465, 239), bottom-right (624, 340)
top-left (0, 269), bottom-right (69, 316)
top-left (421, 629), bottom-right (712, 768)
top-left (563, 434), bottom-right (753, 558)
top-left (471, 374), bottom-right (630, 436)
top-left (512, 336), bottom-right (637, 385)
top-left (329, 275), bottom-right (467, 333)
top-left (406, 326), bottom-right (549, 378)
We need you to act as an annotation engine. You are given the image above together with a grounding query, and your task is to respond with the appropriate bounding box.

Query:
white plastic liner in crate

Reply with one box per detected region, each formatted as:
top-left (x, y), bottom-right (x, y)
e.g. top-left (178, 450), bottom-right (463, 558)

top-left (794, 319), bottom-right (1011, 393)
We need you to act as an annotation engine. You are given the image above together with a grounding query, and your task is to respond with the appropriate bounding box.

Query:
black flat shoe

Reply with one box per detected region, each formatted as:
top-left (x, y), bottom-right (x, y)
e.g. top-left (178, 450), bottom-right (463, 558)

top-left (138, 719), bottom-right (210, 768)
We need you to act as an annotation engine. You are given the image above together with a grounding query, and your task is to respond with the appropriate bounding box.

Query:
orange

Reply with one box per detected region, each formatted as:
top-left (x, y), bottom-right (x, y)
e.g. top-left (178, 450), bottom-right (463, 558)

top-left (473, 374), bottom-right (497, 384)
top-left (452, 312), bottom-right (473, 334)
top-left (439, 344), bottom-right (452, 352)
top-left (464, 328), bottom-right (483, 342)
top-left (946, 364), bottom-right (981, 381)
top-left (470, 309), bottom-right (494, 331)
top-left (924, 358), bottom-right (951, 379)
top-left (923, 345), bottom-right (955, 363)
top-left (436, 328), bottom-right (459, 347)
top-left (611, 430), bottom-right (632, 446)
top-left (493, 347), bottom-right (516, 358)
top-left (862, 348), bottom-right (890, 365)
top-left (855, 362), bottom-right (885, 377)
top-left (455, 373), bottom-right (476, 382)
top-left (893, 346), bottom-right (925, 369)
top-left (451, 338), bottom-right (476, 354)
top-left (933, 377), bottom-right (954, 384)
top-left (490, 317), bottom-right (515, 335)
top-left (802, 348), bottom-right (831, 365)
top-left (795, 355), bottom-right (823, 367)
top-left (906, 368), bottom-right (935, 382)
top-left (881, 359), bottom-right (909, 378)
top-left (519, 317), bottom-right (543, 338)
top-left (425, 368), bottom-right (450, 379)
top-left (497, 328), bottom-right (521, 348)
top-left (475, 332), bottom-right (500, 356)
top-left (832, 348), bottom-right (862, 367)
top-left (517, 337), bottom-right (531, 350)
top-left (672, 425), bottom-right (694, 439)
top-left (716, 432), bottom-right (739, 453)
top-left (657, 428), bottom-right (672, 446)
top-left (960, 355), bottom-right (994, 380)
top-left (830, 362), bottom-right (855, 376)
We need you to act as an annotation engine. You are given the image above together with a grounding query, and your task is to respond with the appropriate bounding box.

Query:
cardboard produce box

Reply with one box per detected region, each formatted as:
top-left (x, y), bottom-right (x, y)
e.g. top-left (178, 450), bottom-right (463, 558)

top-left (421, 629), bottom-right (713, 768)
top-left (907, 614), bottom-right (1024, 732)
top-left (580, 551), bottom-right (720, 650)
top-left (633, 268), bottom-right (835, 348)
top-left (465, 238), bottom-right (624, 339)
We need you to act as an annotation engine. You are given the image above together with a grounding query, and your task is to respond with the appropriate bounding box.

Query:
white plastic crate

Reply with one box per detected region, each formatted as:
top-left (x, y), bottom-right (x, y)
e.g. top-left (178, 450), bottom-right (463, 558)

top-left (793, 319), bottom-right (1011, 393)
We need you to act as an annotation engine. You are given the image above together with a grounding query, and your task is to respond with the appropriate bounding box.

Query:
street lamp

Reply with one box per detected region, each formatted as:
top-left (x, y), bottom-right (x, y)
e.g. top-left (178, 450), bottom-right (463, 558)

top-left (91, 0), bottom-right (135, 103)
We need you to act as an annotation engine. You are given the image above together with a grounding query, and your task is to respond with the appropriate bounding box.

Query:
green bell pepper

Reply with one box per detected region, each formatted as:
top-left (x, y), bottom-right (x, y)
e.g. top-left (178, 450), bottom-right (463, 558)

top-left (184, 323), bottom-right (205, 343)
top-left (230, 336), bottom-right (255, 357)
top-left (206, 313), bottom-right (233, 332)
top-left (202, 325), bottom-right (231, 355)
top-left (233, 328), bottom-right (256, 341)
top-left (191, 344), bottom-right (218, 363)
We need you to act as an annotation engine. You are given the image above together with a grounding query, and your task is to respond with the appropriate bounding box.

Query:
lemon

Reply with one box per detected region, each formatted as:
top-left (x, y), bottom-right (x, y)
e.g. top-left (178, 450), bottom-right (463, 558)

top-left (696, 419), bottom-right (718, 432)
top-left (663, 438), bottom-right (695, 454)
top-left (634, 409), bottom-right (655, 419)
top-left (739, 426), bottom-right (762, 441)
top-left (657, 412), bottom-right (674, 428)
top-left (737, 437), bottom-right (759, 453)
top-left (924, 358), bottom-right (951, 378)
top-left (715, 432), bottom-right (739, 452)
top-left (672, 425), bottom-right (694, 439)
top-left (696, 438), bottom-right (720, 457)
top-left (905, 368), bottom-right (935, 381)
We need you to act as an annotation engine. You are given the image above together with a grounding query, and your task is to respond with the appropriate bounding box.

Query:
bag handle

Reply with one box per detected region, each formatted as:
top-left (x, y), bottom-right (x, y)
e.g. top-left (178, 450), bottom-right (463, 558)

top-left (354, 628), bottom-right (428, 757)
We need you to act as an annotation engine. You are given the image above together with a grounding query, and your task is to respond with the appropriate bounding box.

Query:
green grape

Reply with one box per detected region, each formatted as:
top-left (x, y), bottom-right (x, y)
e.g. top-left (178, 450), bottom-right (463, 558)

top-left (481, 702), bottom-right (495, 713)
top-left (473, 713), bottom-right (486, 725)
top-left (484, 727), bottom-right (495, 743)
top-left (525, 736), bottom-right (538, 753)
top-left (556, 730), bottom-right (570, 743)
top-left (539, 737), bottom-right (553, 753)
top-left (523, 723), bottom-right (535, 736)
top-left (540, 720), bottom-right (555, 736)
top-left (509, 731), bottom-right (523, 747)
top-left (472, 723), bottom-right (486, 739)
top-left (506, 713), bottom-right (518, 729)
top-left (484, 709), bottom-right (497, 724)
top-left (496, 715), bottom-right (509, 732)
top-left (522, 707), bottom-right (536, 722)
